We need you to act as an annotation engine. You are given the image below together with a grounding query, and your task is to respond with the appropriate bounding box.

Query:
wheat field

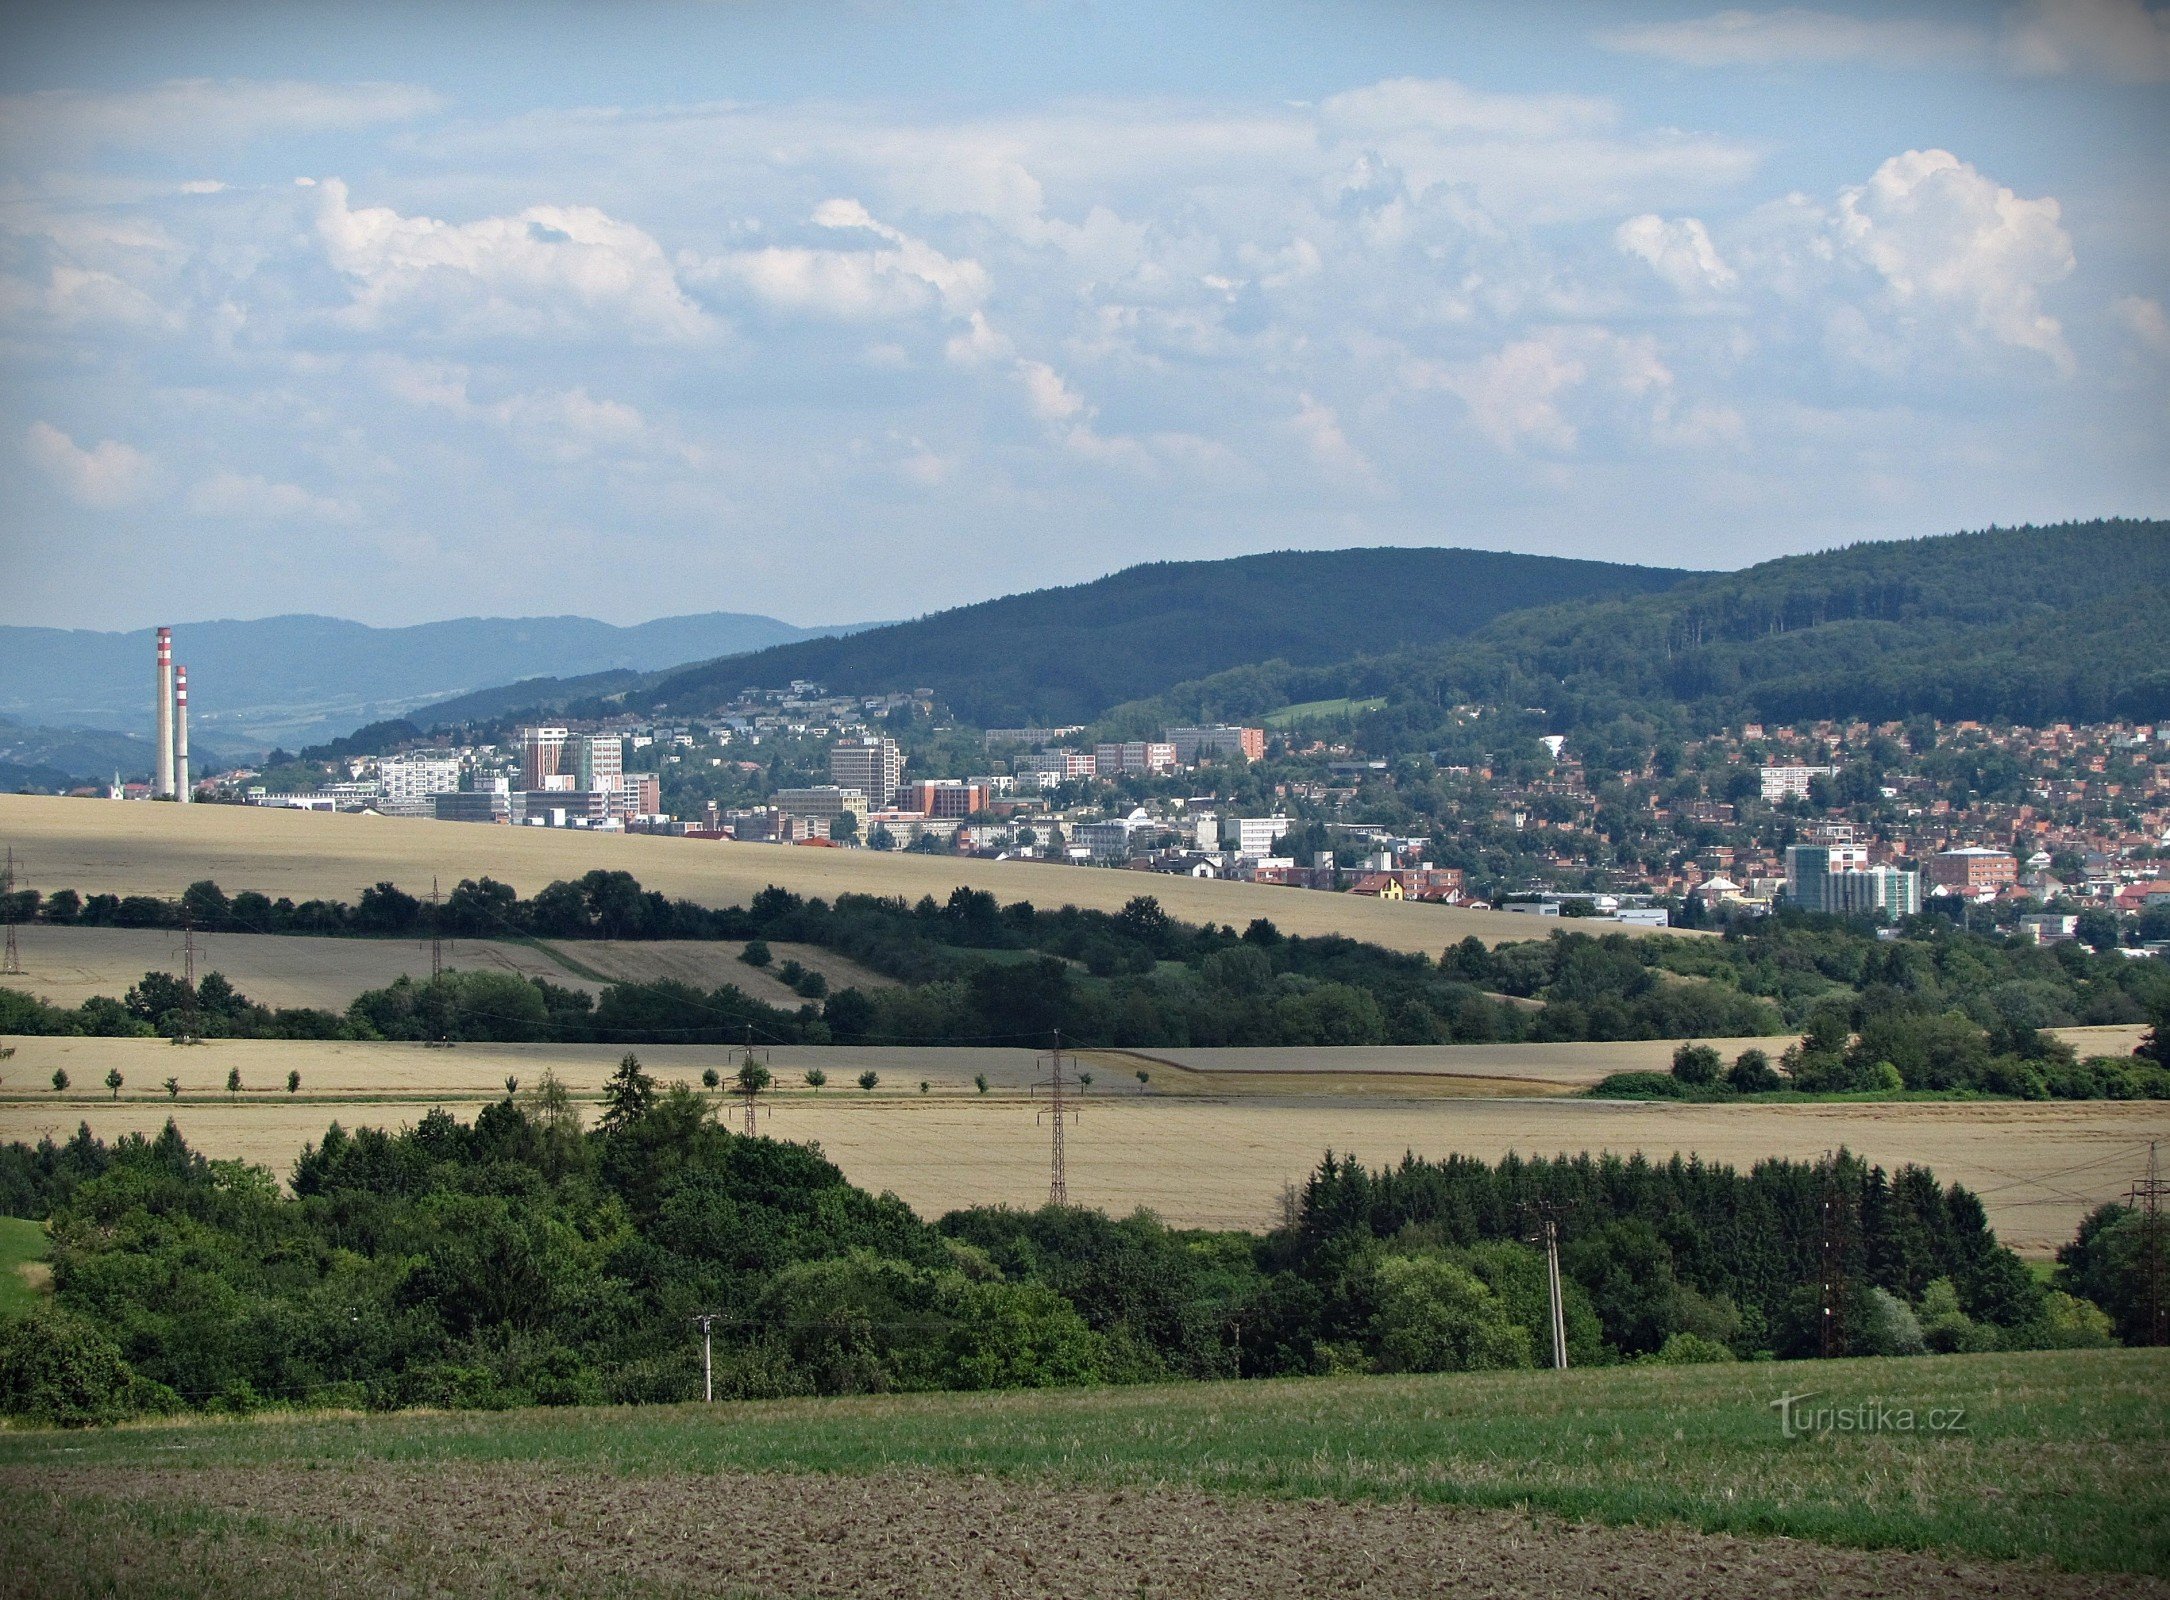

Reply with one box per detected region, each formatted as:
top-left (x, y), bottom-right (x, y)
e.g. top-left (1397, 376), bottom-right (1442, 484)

top-left (0, 792), bottom-right (1678, 955)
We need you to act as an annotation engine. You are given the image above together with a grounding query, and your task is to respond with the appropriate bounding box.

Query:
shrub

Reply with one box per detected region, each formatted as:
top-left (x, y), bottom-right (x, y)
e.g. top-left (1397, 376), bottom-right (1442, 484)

top-left (1858, 1287), bottom-right (1927, 1356)
top-left (1650, 1331), bottom-right (1735, 1364)
top-left (1726, 1047), bottom-right (1781, 1093)
top-left (858, 1070), bottom-right (880, 1092)
top-left (0, 1308), bottom-right (168, 1427)
top-left (1365, 1253), bottom-right (1533, 1374)
top-left (1670, 1043), bottom-right (1721, 1087)
top-left (740, 939), bottom-right (771, 968)
top-left (1587, 1071), bottom-right (1681, 1099)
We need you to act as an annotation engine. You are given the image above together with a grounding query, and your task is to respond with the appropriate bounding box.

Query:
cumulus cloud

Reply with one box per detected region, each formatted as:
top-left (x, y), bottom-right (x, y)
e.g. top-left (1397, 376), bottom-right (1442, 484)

top-left (1616, 214), bottom-right (1740, 295)
top-left (24, 422), bottom-right (154, 507)
top-left (187, 471), bottom-right (358, 523)
top-left (1596, 9), bottom-right (1987, 67)
top-left (1832, 149), bottom-right (2076, 369)
top-left (692, 198), bottom-right (989, 320)
top-left (368, 357), bottom-right (662, 461)
top-left (1413, 328), bottom-right (1675, 453)
top-left (314, 178), bottom-right (709, 341)
top-left (1288, 394), bottom-right (1387, 493)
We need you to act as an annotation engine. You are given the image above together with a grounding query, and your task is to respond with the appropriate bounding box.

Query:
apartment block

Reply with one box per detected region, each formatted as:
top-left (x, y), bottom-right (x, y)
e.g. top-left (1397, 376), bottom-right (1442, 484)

top-left (831, 736), bottom-right (903, 809)
top-left (774, 785), bottom-right (870, 820)
top-left (1927, 847), bottom-right (2018, 898)
top-left (1166, 725), bottom-right (1266, 764)
top-left (520, 726), bottom-right (569, 791)
top-left (1761, 764), bottom-right (1838, 802)
top-left (1094, 740), bottom-right (1178, 776)
top-left (899, 779), bottom-right (989, 818)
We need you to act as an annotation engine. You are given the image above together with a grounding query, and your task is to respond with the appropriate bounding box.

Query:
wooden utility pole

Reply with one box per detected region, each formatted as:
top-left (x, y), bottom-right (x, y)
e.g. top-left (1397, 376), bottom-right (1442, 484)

top-left (693, 1312), bottom-right (716, 1403)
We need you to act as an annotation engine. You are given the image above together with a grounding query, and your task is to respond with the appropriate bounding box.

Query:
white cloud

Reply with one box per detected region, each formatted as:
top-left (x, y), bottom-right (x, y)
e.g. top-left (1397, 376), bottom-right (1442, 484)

top-left (1597, 9), bottom-right (1986, 67)
top-left (693, 198), bottom-right (989, 320)
top-left (1413, 328), bottom-right (1676, 453)
top-left (2005, 0), bottom-right (2170, 81)
top-left (368, 357), bottom-right (662, 460)
top-left (2115, 294), bottom-right (2170, 354)
top-left (1288, 394), bottom-right (1387, 493)
top-left (23, 422), bottom-right (154, 507)
top-left (1616, 214), bottom-right (1741, 294)
top-left (1832, 149), bottom-right (2076, 370)
top-left (314, 178), bottom-right (710, 341)
top-left (1019, 359), bottom-right (1089, 424)
top-left (187, 472), bottom-right (358, 523)
top-left (0, 79), bottom-right (442, 156)
top-left (1320, 77), bottom-right (1616, 140)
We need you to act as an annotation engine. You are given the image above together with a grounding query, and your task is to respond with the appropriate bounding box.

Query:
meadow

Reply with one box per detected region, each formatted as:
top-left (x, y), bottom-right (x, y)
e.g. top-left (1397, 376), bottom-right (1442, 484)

top-left (0, 1215), bottom-right (44, 1318)
top-left (0, 791), bottom-right (1669, 956)
top-left (1, 1349), bottom-right (2163, 1596)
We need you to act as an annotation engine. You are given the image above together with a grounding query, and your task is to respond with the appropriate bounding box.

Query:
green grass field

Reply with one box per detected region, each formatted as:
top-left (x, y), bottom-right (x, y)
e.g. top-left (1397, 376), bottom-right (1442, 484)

top-left (0, 1218), bottom-right (48, 1318)
top-left (1261, 695), bottom-right (1388, 728)
top-left (3, 1348), bottom-right (2163, 1577)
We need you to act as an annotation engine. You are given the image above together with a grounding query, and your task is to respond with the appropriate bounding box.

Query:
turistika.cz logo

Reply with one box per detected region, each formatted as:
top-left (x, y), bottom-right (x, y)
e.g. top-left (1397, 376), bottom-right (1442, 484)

top-left (1769, 1391), bottom-right (1970, 1439)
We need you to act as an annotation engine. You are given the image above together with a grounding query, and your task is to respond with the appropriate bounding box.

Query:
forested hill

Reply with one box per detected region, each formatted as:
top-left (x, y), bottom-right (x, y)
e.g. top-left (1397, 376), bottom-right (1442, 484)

top-left (1105, 521), bottom-right (2170, 739)
top-left (624, 548), bottom-right (1700, 726)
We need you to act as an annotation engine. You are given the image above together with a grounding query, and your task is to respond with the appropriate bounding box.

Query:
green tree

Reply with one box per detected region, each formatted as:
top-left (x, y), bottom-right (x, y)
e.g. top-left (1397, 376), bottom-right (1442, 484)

top-left (1671, 1042), bottom-right (1721, 1087)
top-left (1136, 1069), bottom-right (1150, 1092)
top-left (600, 1052), bottom-right (658, 1131)
top-left (858, 1069), bottom-right (880, 1093)
top-left (1365, 1253), bottom-right (1533, 1373)
top-left (286, 1069), bottom-right (301, 1095)
top-left (103, 1068), bottom-right (123, 1101)
top-left (735, 1059), bottom-right (772, 1096)
top-left (49, 1068), bottom-right (67, 1092)
top-left (162, 1077), bottom-right (179, 1100)
top-left (974, 1073), bottom-right (989, 1095)
top-left (701, 1066), bottom-right (721, 1091)
top-left (919, 1080), bottom-right (931, 1095)
top-left (1726, 1047), bottom-right (1781, 1093)
top-left (804, 1067), bottom-right (827, 1093)
top-left (740, 939), bottom-right (772, 968)
top-left (225, 1067), bottom-right (242, 1098)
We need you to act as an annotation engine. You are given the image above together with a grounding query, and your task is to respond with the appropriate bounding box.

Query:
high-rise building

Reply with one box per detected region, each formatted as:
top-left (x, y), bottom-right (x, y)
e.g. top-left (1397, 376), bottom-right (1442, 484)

top-left (572, 733), bottom-right (623, 791)
top-left (1785, 844), bottom-right (1920, 918)
top-left (830, 736), bottom-right (902, 810)
top-left (1761, 764), bottom-right (1838, 802)
top-left (380, 751), bottom-right (462, 804)
top-left (520, 726), bottom-right (569, 791)
top-left (1094, 741), bottom-right (1178, 777)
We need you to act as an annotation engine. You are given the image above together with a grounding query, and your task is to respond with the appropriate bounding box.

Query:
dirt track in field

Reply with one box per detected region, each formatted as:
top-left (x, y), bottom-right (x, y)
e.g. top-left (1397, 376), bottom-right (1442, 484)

top-left (10, 1462), bottom-right (2158, 1600)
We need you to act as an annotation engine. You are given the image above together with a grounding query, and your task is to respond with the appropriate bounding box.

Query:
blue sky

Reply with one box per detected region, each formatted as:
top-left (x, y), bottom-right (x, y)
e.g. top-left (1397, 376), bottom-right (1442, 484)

top-left (3, 0), bottom-right (2165, 629)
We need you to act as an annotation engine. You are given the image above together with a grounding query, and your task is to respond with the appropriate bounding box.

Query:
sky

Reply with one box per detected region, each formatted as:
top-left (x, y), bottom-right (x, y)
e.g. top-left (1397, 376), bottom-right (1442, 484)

top-left (1, 0), bottom-right (2165, 631)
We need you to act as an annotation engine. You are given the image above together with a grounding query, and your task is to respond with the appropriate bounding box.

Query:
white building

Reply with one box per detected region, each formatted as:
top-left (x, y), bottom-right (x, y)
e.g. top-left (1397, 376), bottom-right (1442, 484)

top-left (1761, 764), bottom-right (1838, 802)
top-left (831, 736), bottom-right (903, 810)
top-left (1231, 816), bottom-right (1292, 859)
top-left (378, 751), bottom-right (461, 805)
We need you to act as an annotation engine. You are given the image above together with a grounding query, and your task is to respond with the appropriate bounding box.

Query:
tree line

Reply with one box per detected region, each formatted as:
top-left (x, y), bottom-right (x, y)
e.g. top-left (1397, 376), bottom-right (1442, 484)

top-left (1, 1089), bottom-right (2150, 1425)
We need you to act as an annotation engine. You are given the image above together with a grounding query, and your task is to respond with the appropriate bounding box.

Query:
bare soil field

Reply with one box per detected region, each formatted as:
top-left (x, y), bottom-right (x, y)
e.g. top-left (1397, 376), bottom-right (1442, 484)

top-left (0, 791), bottom-right (1682, 954)
top-left (7, 1458), bottom-right (2153, 1600)
top-left (5, 1039), bottom-right (2159, 1251)
top-left (0, 924), bottom-right (589, 1011)
top-left (544, 937), bottom-right (891, 1008)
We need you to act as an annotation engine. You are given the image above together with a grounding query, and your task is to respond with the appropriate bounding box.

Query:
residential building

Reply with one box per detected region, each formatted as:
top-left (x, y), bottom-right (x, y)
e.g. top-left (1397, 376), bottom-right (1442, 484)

top-left (1094, 740), bottom-right (1178, 777)
top-left (831, 736), bottom-right (903, 809)
top-left (572, 733), bottom-right (623, 791)
top-left (1926, 847), bottom-right (2018, 899)
top-left (899, 779), bottom-right (989, 818)
top-left (1786, 844), bottom-right (1920, 918)
top-left (2020, 913), bottom-right (2080, 945)
top-left (434, 783), bottom-right (510, 825)
top-left (615, 772), bottom-right (661, 818)
top-left (1028, 750), bottom-right (1097, 783)
top-left (1075, 816), bottom-right (1148, 863)
top-left (1166, 725), bottom-right (1266, 764)
top-left (520, 726), bottom-right (569, 791)
top-left (1231, 816), bottom-right (1293, 858)
top-left (378, 751), bottom-right (461, 804)
top-left (1761, 764), bottom-right (1838, 802)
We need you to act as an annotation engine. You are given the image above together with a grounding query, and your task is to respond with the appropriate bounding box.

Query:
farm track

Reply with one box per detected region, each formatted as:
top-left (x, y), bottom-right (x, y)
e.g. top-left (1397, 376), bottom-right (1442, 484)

top-left (7, 1460), bottom-right (2161, 1600)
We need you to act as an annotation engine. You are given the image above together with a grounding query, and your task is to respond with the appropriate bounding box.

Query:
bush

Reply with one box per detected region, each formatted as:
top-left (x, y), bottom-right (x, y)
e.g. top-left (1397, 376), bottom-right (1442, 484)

top-left (0, 1307), bottom-right (169, 1426)
top-left (740, 940), bottom-right (771, 968)
top-left (1650, 1331), bottom-right (1735, 1364)
top-left (1670, 1043), bottom-right (1721, 1086)
top-left (1726, 1047), bottom-right (1781, 1093)
top-left (1587, 1071), bottom-right (1683, 1100)
top-left (1858, 1287), bottom-right (1927, 1356)
top-left (1365, 1253), bottom-right (1533, 1373)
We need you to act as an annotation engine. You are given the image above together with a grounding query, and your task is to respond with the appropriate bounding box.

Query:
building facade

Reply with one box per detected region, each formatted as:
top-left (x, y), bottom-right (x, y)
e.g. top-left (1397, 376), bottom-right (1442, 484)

top-left (831, 736), bottom-right (903, 810)
top-left (1166, 725), bottom-right (1266, 764)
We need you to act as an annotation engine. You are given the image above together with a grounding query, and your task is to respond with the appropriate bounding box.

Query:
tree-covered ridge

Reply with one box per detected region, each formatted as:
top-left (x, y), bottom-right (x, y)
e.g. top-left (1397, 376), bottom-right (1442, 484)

top-left (618, 547), bottom-right (1698, 727)
top-left (0, 1104), bottom-right (2137, 1426)
top-left (1110, 520), bottom-right (2170, 738)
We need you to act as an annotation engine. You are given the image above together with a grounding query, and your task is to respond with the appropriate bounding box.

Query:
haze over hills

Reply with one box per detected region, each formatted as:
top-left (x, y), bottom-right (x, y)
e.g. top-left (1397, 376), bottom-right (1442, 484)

top-left (1108, 520), bottom-right (2170, 739)
top-left (0, 611), bottom-right (873, 756)
top-left (614, 547), bottom-right (1705, 727)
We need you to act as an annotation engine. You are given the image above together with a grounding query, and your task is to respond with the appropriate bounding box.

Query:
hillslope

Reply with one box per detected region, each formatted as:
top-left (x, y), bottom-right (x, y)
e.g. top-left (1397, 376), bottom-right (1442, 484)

top-left (614, 547), bottom-right (1701, 727)
top-left (1112, 520), bottom-right (2170, 738)
top-left (0, 610), bottom-right (871, 754)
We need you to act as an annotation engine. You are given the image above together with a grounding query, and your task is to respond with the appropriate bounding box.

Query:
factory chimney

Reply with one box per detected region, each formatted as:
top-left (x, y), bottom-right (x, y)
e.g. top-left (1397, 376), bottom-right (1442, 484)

top-left (174, 664), bottom-right (191, 802)
top-left (154, 627), bottom-right (175, 799)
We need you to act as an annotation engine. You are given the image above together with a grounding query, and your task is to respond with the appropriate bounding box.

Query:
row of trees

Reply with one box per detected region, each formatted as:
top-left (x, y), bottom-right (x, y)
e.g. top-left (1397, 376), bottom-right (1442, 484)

top-left (2, 1094), bottom-right (2150, 1425)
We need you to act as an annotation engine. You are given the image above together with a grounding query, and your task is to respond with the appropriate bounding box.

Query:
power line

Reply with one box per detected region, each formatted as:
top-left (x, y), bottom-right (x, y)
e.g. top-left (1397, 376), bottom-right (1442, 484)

top-left (2130, 1142), bottom-right (2167, 1348)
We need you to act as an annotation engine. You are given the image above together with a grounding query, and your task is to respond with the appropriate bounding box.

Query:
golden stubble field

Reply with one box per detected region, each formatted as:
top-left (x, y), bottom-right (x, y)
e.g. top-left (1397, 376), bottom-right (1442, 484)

top-left (2, 1036), bottom-right (2159, 1253)
top-left (0, 792), bottom-right (1679, 955)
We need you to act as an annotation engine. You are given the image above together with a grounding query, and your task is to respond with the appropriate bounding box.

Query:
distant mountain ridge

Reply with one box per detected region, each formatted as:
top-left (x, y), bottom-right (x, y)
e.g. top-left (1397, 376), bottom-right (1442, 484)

top-left (612, 547), bottom-right (1705, 726)
top-left (0, 611), bottom-right (873, 753)
top-left (1108, 520), bottom-right (2170, 737)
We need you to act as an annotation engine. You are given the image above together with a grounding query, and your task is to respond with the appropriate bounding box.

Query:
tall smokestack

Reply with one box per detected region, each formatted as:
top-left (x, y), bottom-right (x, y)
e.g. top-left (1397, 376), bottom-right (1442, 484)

top-left (174, 664), bottom-right (191, 802)
top-left (154, 627), bottom-right (175, 800)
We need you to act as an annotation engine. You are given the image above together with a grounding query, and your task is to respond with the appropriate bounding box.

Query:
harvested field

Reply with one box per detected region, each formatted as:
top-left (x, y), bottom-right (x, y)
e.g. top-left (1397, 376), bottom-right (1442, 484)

top-left (0, 791), bottom-right (1685, 955)
top-left (3, 1350), bottom-right (2165, 1585)
top-left (4, 1035), bottom-right (2159, 1251)
top-left (0, 924), bottom-right (588, 1011)
top-left (544, 937), bottom-right (890, 1008)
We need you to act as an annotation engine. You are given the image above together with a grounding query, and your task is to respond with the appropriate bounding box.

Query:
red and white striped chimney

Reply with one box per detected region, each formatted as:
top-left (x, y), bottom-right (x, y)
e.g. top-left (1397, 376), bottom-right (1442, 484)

top-left (174, 663), bottom-right (191, 802)
top-left (154, 627), bottom-right (175, 799)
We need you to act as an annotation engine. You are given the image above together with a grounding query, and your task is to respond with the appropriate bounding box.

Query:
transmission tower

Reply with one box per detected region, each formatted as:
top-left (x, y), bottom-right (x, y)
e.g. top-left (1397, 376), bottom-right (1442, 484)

top-left (1032, 1029), bottom-right (1078, 1206)
top-left (429, 875), bottom-right (443, 980)
top-left (1818, 1157), bottom-right (1848, 1360)
top-left (735, 1024), bottom-right (772, 1136)
top-left (2130, 1142), bottom-right (2168, 1347)
top-left (1, 847), bottom-right (20, 976)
